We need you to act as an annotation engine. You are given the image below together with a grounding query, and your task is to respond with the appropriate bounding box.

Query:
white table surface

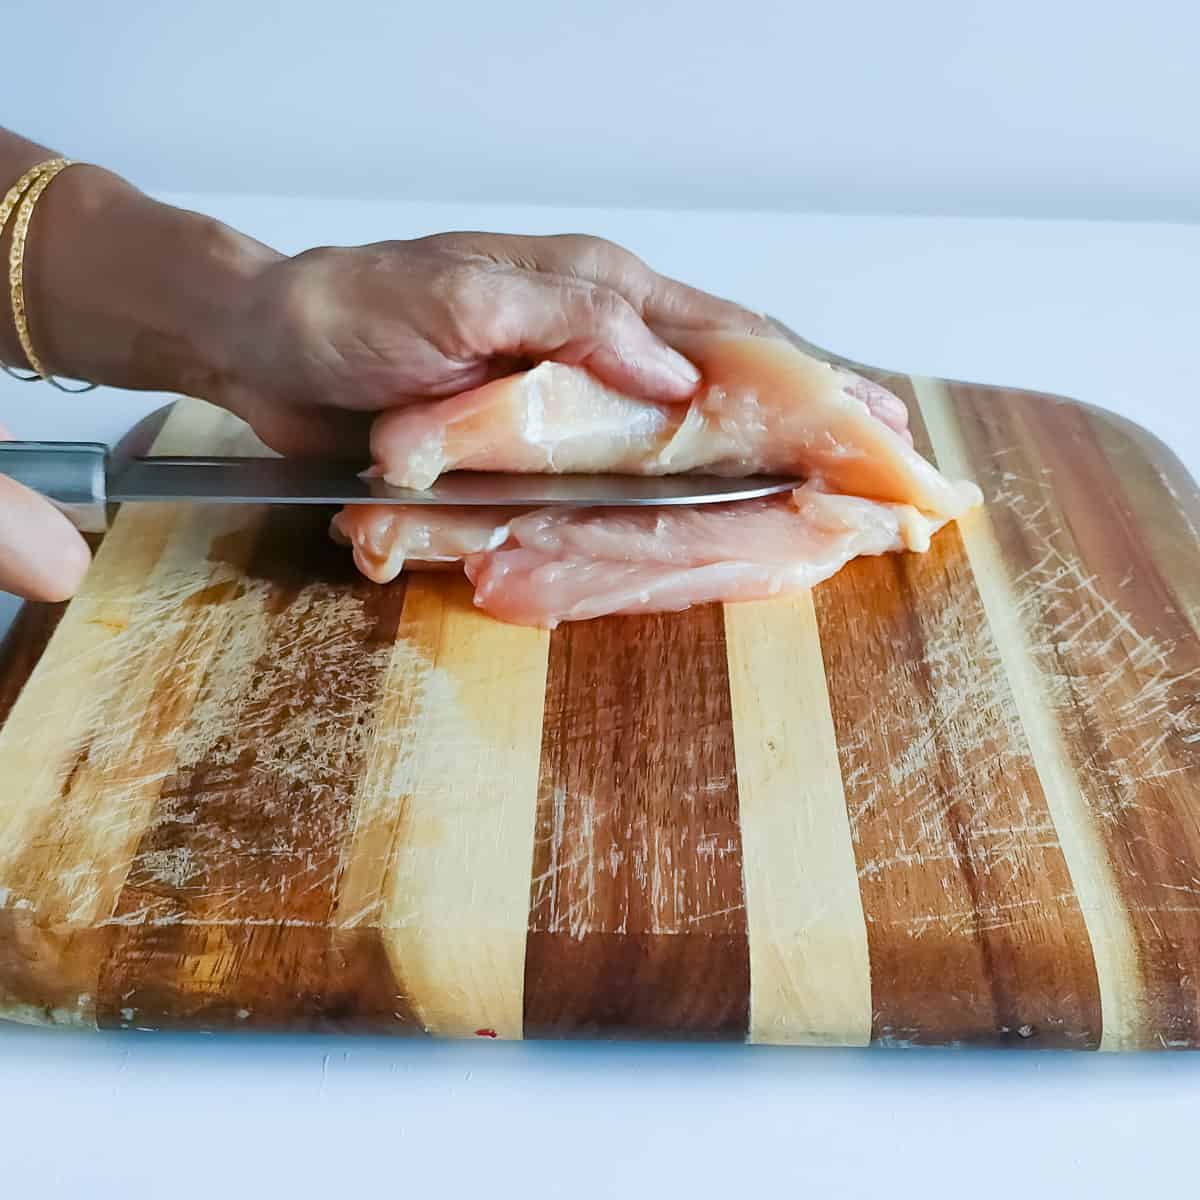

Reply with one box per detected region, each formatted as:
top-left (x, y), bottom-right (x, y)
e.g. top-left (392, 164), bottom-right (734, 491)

top-left (2, 196), bottom-right (1198, 1197)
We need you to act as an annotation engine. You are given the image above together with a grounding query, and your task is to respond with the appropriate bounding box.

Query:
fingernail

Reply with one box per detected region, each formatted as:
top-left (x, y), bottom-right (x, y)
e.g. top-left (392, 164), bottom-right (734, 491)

top-left (657, 346), bottom-right (701, 385)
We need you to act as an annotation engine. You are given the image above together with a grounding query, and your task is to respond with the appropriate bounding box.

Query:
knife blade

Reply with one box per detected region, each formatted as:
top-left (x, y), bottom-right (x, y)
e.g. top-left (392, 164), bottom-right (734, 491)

top-left (0, 440), bottom-right (801, 532)
top-left (112, 456), bottom-right (800, 507)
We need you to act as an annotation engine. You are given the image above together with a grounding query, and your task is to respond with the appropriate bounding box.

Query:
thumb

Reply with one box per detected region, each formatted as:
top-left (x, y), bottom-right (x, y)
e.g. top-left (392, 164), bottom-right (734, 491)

top-left (475, 273), bottom-right (702, 403)
top-left (0, 426), bottom-right (92, 601)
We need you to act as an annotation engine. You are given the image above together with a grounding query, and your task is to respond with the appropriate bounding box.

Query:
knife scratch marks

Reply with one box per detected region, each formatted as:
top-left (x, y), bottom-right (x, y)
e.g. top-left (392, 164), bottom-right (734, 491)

top-left (835, 542), bottom-right (1049, 907)
top-left (529, 782), bottom-right (745, 941)
top-left (984, 443), bottom-right (1200, 831)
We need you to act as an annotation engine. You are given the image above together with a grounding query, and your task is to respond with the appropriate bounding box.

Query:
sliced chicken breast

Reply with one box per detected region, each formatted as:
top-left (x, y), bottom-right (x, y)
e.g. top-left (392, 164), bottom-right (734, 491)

top-left (334, 332), bottom-right (981, 626)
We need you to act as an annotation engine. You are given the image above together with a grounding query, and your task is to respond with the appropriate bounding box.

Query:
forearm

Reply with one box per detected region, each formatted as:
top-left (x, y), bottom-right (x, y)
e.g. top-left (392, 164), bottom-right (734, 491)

top-left (0, 127), bottom-right (282, 394)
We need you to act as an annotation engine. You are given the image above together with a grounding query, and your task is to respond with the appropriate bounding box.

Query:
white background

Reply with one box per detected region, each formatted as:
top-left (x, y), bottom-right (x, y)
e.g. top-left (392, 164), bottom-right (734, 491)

top-left (3, 2), bottom-right (1200, 1197)
top-left (7, 0), bottom-right (1200, 222)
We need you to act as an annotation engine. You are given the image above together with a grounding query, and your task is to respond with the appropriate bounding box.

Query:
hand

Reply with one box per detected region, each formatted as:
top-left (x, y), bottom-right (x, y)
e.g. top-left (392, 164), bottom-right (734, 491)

top-left (0, 426), bottom-right (90, 601)
top-left (213, 233), bottom-right (772, 455)
top-left (0, 134), bottom-right (769, 600)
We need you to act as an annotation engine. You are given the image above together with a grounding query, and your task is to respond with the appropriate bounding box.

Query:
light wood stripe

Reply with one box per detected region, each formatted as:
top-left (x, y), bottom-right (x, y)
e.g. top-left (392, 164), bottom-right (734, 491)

top-left (913, 376), bottom-right (1145, 1050)
top-left (337, 576), bottom-right (549, 1039)
top-left (724, 596), bottom-right (871, 1045)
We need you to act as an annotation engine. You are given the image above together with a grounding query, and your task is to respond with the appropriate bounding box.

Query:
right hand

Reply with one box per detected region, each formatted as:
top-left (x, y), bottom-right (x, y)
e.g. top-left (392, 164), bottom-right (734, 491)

top-left (0, 424), bottom-right (91, 601)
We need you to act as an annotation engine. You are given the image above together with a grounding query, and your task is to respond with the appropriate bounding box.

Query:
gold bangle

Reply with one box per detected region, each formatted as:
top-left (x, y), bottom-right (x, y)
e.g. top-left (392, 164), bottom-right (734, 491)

top-left (1, 156), bottom-right (97, 392)
top-left (0, 158), bottom-right (66, 381)
top-left (8, 160), bottom-right (70, 380)
top-left (0, 157), bottom-right (68, 232)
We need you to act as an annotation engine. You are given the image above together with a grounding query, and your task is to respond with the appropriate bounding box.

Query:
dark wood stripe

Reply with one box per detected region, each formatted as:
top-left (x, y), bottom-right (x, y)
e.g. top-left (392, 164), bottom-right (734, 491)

top-left (812, 379), bottom-right (1102, 1046)
top-left (814, 524), bottom-right (1102, 1046)
top-left (0, 916), bottom-right (115, 1027)
top-left (0, 532), bottom-right (99, 732)
top-left (0, 600), bottom-right (67, 730)
top-left (953, 385), bottom-right (1200, 1047)
top-left (523, 609), bottom-right (749, 1039)
top-left (96, 507), bottom-right (416, 1032)
top-left (1088, 407), bottom-right (1200, 626)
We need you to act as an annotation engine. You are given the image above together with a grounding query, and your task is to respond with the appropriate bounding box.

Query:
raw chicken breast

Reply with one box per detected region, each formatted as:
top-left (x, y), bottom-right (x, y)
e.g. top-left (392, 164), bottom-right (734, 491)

top-left (331, 506), bottom-right (517, 581)
top-left (332, 484), bottom-right (948, 629)
top-left (369, 332), bottom-right (977, 519)
top-left (334, 331), bottom-right (983, 627)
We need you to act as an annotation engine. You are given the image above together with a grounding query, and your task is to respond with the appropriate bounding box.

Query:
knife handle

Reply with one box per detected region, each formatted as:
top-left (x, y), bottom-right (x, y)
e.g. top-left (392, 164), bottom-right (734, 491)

top-left (0, 440), bottom-right (109, 532)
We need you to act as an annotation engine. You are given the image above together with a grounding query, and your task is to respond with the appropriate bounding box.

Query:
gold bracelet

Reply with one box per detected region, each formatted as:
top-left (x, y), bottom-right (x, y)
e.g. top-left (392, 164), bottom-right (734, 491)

top-left (0, 157), bottom-right (68, 230)
top-left (1, 156), bottom-right (97, 392)
top-left (0, 158), bottom-right (65, 381)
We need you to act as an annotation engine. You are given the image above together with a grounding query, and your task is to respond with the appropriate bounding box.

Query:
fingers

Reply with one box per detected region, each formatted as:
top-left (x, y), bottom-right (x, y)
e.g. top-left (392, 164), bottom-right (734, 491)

top-left (496, 233), bottom-right (773, 336)
top-left (437, 234), bottom-right (772, 399)
top-left (0, 472), bottom-right (91, 601)
top-left (455, 268), bottom-right (702, 402)
top-left (644, 276), bottom-right (777, 339)
top-left (548, 281), bottom-right (702, 399)
top-left (837, 370), bottom-right (914, 441)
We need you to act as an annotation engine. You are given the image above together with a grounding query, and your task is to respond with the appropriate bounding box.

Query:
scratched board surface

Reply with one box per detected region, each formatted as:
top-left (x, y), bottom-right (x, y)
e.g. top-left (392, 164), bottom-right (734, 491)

top-left (2, 346), bottom-right (1199, 1049)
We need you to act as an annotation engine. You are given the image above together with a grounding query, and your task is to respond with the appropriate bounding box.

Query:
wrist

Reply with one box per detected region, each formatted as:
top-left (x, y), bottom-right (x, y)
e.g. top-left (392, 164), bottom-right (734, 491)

top-left (149, 203), bottom-right (284, 401)
top-left (16, 164), bottom-right (282, 395)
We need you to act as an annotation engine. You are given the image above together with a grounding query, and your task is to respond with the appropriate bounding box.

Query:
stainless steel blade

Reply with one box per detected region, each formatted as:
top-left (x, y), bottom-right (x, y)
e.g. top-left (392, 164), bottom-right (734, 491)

top-left (108, 457), bottom-right (802, 507)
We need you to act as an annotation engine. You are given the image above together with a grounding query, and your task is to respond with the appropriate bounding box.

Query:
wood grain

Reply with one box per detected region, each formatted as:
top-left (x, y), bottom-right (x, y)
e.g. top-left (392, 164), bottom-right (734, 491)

top-left (725, 595), bottom-right (871, 1045)
top-left (2, 370), bottom-right (1199, 1047)
top-left (922, 379), bottom-right (1200, 1049)
top-left (915, 379), bottom-right (1140, 1047)
top-left (0, 600), bottom-right (65, 729)
top-left (523, 610), bottom-right (750, 1039)
top-left (0, 403), bottom-right (253, 1026)
top-left (339, 576), bottom-right (549, 1039)
top-left (97, 503), bottom-right (412, 1031)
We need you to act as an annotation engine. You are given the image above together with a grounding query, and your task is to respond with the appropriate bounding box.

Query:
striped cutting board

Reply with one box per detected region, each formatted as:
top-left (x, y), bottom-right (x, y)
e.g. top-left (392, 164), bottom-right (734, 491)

top-left (2, 342), bottom-right (1199, 1049)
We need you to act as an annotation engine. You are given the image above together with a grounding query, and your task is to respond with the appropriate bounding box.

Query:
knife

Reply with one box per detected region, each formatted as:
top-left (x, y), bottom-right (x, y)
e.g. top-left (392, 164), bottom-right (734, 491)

top-left (0, 440), bottom-right (801, 532)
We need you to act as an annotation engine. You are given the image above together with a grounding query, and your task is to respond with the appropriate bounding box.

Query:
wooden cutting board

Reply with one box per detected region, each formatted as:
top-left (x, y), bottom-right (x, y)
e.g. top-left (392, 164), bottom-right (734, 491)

top-left (2, 342), bottom-right (1199, 1049)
